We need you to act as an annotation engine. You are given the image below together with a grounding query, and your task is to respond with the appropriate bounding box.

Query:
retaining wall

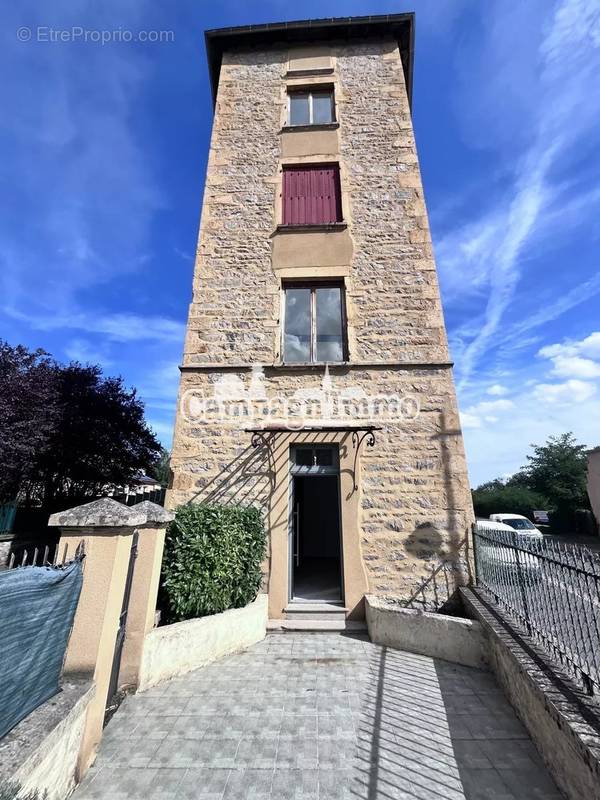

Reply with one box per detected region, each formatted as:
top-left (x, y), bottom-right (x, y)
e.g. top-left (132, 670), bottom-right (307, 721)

top-left (365, 594), bottom-right (488, 669)
top-left (138, 594), bottom-right (268, 690)
top-left (0, 680), bottom-right (94, 800)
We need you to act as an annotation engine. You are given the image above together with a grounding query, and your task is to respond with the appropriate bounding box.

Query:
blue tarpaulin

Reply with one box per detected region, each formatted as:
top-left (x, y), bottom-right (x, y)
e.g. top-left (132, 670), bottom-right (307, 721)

top-left (0, 559), bottom-right (83, 739)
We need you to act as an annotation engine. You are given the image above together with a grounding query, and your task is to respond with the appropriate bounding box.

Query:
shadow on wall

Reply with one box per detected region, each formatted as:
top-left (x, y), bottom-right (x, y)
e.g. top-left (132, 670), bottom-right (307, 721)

top-left (398, 409), bottom-right (473, 612)
top-left (183, 442), bottom-right (275, 512)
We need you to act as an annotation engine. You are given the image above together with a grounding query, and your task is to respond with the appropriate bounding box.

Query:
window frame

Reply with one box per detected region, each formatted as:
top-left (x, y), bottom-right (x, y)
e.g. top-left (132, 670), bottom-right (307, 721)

top-left (281, 280), bottom-right (348, 364)
top-left (287, 86), bottom-right (336, 127)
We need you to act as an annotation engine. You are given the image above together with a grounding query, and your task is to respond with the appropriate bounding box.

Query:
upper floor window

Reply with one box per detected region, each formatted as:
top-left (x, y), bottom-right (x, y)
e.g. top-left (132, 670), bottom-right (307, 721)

top-left (282, 164), bottom-right (342, 226)
top-left (288, 88), bottom-right (335, 126)
top-left (282, 282), bottom-right (347, 363)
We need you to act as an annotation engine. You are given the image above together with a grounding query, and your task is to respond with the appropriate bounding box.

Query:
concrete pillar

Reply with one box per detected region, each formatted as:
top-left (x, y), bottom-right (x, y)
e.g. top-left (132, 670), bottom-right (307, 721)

top-left (117, 501), bottom-right (173, 690)
top-left (49, 498), bottom-right (173, 776)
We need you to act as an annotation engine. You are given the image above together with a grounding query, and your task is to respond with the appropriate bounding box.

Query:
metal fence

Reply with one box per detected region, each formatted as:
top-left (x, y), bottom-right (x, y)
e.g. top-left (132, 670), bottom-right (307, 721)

top-left (473, 524), bottom-right (600, 696)
top-left (6, 541), bottom-right (61, 569)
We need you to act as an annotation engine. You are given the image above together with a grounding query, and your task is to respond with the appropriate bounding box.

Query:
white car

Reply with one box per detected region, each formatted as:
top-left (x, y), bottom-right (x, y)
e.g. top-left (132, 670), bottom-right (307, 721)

top-left (475, 519), bottom-right (542, 582)
top-left (489, 513), bottom-right (543, 536)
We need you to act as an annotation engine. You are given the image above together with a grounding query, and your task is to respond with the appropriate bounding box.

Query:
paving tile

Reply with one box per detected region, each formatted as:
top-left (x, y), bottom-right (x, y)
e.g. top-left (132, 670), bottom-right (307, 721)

top-left (317, 738), bottom-right (355, 769)
top-left (280, 714), bottom-right (317, 738)
top-left (222, 768), bottom-right (273, 799)
top-left (153, 737), bottom-right (212, 768)
top-left (177, 768), bottom-right (231, 800)
top-left (234, 736), bottom-right (278, 768)
top-left (71, 633), bottom-right (562, 800)
top-left (496, 766), bottom-right (562, 799)
top-left (276, 736), bottom-right (319, 769)
top-left (457, 768), bottom-right (515, 800)
top-left (450, 739), bottom-right (493, 770)
top-left (169, 715), bottom-right (211, 740)
top-left (316, 713), bottom-right (355, 739)
top-left (271, 768), bottom-right (318, 799)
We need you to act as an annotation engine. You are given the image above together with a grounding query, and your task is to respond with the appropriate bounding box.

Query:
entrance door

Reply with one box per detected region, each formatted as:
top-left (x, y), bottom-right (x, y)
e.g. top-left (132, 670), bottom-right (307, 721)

top-left (290, 445), bottom-right (342, 603)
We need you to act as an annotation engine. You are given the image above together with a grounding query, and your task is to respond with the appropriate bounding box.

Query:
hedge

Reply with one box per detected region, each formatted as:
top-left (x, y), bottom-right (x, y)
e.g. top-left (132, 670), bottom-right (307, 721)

top-left (161, 503), bottom-right (266, 622)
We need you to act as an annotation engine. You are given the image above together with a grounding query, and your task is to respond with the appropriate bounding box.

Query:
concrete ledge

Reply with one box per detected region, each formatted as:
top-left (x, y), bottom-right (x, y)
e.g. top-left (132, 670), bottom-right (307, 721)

top-left (461, 587), bottom-right (600, 800)
top-left (365, 595), bottom-right (489, 669)
top-left (138, 594), bottom-right (268, 690)
top-left (0, 679), bottom-right (94, 800)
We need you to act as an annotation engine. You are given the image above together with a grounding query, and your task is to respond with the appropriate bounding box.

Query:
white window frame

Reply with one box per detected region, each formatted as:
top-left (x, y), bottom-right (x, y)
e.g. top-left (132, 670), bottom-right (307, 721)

top-left (287, 88), bottom-right (335, 126)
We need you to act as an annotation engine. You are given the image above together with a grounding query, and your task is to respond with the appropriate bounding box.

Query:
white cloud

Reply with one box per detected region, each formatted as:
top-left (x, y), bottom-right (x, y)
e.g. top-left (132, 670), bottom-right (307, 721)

top-left (533, 378), bottom-right (596, 405)
top-left (538, 331), bottom-right (600, 378)
top-left (547, 355), bottom-right (600, 379)
top-left (64, 338), bottom-right (114, 368)
top-left (437, 0), bottom-right (600, 388)
top-left (460, 411), bottom-right (482, 429)
top-left (460, 397), bottom-right (515, 431)
top-left (486, 384), bottom-right (509, 396)
top-left (6, 307), bottom-right (185, 343)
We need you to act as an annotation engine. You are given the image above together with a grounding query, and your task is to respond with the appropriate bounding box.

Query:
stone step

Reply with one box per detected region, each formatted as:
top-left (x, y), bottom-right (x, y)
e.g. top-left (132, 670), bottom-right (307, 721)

top-left (284, 602), bottom-right (348, 620)
top-left (267, 618), bottom-right (368, 633)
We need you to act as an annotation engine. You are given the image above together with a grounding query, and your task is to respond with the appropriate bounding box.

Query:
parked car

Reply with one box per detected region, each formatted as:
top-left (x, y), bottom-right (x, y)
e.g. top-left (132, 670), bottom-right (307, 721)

top-left (475, 519), bottom-right (542, 583)
top-left (489, 513), bottom-right (543, 536)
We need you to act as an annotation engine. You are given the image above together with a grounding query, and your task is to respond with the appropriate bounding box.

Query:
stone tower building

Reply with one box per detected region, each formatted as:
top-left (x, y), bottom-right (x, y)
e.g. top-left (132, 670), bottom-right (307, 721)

top-left (169, 14), bottom-right (473, 624)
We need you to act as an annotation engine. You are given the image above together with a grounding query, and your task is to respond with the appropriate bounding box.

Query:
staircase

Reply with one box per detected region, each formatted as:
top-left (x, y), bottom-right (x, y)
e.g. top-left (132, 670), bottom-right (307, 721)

top-left (268, 602), bottom-right (366, 632)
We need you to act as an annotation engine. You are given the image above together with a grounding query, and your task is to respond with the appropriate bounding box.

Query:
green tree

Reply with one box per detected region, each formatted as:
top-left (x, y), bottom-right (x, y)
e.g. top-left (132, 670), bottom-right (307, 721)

top-left (0, 340), bottom-right (162, 511)
top-left (32, 363), bottom-right (162, 511)
top-left (472, 483), bottom-right (549, 520)
top-left (0, 342), bottom-right (58, 503)
top-left (151, 447), bottom-right (171, 488)
top-left (523, 432), bottom-right (590, 528)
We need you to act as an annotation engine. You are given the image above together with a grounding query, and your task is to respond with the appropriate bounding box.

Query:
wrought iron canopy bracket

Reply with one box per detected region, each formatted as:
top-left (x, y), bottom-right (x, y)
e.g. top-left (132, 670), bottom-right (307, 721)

top-left (351, 428), bottom-right (377, 490)
top-left (250, 430), bottom-right (271, 448)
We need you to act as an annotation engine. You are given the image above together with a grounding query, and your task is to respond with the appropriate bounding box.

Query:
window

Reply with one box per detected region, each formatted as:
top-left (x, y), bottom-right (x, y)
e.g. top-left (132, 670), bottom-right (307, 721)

top-left (282, 164), bottom-right (342, 226)
top-left (282, 282), bottom-right (347, 363)
top-left (288, 88), bottom-right (335, 126)
top-left (292, 445), bottom-right (338, 470)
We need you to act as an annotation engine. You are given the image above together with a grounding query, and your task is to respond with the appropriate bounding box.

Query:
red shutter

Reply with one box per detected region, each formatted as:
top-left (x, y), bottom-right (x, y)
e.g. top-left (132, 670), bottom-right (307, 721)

top-left (282, 165), bottom-right (342, 225)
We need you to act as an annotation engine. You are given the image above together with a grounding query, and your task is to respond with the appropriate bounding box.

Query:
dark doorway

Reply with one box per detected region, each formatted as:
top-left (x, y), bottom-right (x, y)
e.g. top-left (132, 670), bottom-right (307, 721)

top-left (291, 470), bottom-right (342, 603)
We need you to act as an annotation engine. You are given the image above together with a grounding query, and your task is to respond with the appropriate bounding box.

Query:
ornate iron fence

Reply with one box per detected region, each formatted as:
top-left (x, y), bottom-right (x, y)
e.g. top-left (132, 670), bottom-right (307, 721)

top-left (473, 524), bottom-right (600, 696)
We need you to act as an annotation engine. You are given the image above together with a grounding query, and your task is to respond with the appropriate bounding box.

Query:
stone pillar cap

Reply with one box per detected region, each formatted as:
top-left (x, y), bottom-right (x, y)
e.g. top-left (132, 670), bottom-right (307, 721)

top-left (48, 497), bottom-right (174, 528)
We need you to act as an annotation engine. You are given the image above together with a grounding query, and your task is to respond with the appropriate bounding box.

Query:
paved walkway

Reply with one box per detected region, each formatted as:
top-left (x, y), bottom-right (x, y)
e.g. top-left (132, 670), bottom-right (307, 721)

top-left (75, 634), bottom-right (561, 800)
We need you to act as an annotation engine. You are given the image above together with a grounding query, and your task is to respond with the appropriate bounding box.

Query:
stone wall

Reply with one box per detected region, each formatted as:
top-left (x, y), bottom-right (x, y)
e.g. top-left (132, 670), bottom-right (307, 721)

top-left (171, 365), bottom-right (472, 615)
top-left (170, 35), bottom-right (473, 614)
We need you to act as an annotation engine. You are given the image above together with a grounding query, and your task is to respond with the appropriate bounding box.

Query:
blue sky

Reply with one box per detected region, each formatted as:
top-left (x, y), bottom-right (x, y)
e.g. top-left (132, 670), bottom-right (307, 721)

top-left (2, 0), bottom-right (599, 486)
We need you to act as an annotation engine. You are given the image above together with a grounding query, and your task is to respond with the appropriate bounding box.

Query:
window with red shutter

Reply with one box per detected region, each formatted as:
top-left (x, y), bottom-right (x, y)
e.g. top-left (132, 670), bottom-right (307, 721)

top-left (282, 164), bottom-right (342, 226)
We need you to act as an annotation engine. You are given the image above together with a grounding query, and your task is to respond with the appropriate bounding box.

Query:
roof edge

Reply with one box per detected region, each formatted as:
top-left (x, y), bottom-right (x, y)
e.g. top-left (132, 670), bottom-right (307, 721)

top-left (204, 13), bottom-right (415, 109)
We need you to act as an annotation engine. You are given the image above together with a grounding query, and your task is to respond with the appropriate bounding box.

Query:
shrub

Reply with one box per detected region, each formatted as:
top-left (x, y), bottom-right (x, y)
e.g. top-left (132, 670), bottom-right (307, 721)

top-left (161, 503), bottom-right (266, 621)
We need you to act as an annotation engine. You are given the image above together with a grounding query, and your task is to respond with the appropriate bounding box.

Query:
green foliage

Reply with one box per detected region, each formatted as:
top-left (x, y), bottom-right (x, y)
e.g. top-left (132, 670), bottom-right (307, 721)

top-left (523, 433), bottom-right (590, 526)
top-left (472, 484), bottom-right (549, 520)
top-left (0, 339), bottom-right (161, 510)
top-left (472, 432), bottom-right (593, 532)
top-left (161, 503), bottom-right (266, 621)
top-left (151, 447), bottom-right (171, 488)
